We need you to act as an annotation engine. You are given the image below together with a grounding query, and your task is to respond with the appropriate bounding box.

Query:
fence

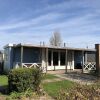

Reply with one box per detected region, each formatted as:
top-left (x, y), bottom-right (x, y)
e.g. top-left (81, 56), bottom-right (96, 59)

top-left (83, 62), bottom-right (96, 73)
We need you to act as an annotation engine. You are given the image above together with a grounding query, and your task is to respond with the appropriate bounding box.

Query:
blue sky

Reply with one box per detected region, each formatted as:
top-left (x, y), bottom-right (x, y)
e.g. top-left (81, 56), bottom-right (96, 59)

top-left (0, 0), bottom-right (100, 49)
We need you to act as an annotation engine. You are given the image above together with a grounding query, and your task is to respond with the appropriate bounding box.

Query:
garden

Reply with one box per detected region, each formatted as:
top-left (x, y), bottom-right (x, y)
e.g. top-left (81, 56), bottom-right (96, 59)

top-left (0, 68), bottom-right (100, 100)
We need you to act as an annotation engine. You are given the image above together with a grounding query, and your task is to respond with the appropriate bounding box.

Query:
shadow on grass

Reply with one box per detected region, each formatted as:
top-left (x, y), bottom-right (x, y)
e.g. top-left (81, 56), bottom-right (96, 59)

top-left (0, 73), bottom-right (9, 95)
top-left (0, 85), bottom-right (9, 95)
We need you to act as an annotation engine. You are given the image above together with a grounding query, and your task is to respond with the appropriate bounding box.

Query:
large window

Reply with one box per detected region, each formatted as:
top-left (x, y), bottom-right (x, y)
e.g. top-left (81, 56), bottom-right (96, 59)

top-left (87, 51), bottom-right (96, 62)
top-left (53, 52), bottom-right (58, 66)
top-left (48, 50), bottom-right (66, 66)
top-left (60, 52), bottom-right (65, 65)
top-left (48, 51), bottom-right (51, 65)
top-left (23, 48), bottom-right (41, 63)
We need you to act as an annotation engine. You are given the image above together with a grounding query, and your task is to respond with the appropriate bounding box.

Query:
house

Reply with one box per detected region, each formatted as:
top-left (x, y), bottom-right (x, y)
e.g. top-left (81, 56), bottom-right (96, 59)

top-left (4, 43), bottom-right (96, 73)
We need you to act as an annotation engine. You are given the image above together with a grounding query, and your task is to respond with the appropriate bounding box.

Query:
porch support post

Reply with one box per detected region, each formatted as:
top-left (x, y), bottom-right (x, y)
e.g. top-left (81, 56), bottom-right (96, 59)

top-left (85, 51), bottom-right (87, 64)
top-left (58, 51), bottom-right (60, 66)
top-left (95, 44), bottom-right (100, 76)
top-left (82, 51), bottom-right (84, 73)
top-left (21, 46), bottom-right (23, 67)
top-left (51, 50), bottom-right (53, 69)
top-left (72, 51), bottom-right (74, 70)
top-left (42, 48), bottom-right (45, 68)
top-left (46, 48), bottom-right (48, 72)
top-left (65, 49), bottom-right (68, 73)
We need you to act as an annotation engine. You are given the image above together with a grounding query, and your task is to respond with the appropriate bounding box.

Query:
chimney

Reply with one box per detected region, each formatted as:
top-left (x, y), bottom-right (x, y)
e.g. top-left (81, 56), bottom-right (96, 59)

top-left (43, 41), bottom-right (45, 46)
top-left (40, 41), bottom-right (42, 46)
top-left (64, 43), bottom-right (66, 47)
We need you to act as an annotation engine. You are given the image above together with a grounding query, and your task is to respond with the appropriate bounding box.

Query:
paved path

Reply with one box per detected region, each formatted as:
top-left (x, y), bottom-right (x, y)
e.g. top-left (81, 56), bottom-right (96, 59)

top-left (55, 74), bottom-right (97, 85)
top-left (44, 73), bottom-right (99, 85)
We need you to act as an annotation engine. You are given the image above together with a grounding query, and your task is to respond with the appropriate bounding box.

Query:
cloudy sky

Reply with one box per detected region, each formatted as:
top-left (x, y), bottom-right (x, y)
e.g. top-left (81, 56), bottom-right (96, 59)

top-left (0, 0), bottom-right (100, 49)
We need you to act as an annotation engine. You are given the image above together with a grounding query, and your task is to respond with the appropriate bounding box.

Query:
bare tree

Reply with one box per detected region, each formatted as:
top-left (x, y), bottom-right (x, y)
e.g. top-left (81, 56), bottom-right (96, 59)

top-left (49, 31), bottom-right (62, 47)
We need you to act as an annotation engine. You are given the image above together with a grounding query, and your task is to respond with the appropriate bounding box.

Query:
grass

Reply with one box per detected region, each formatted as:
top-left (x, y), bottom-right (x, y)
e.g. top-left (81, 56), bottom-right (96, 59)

top-left (43, 74), bottom-right (58, 80)
top-left (42, 80), bottom-right (75, 98)
top-left (0, 74), bottom-right (100, 99)
top-left (0, 75), bottom-right (8, 86)
top-left (0, 73), bottom-right (58, 85)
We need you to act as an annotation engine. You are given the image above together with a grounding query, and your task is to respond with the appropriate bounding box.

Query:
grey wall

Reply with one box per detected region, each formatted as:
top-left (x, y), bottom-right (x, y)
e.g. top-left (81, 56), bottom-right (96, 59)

top-left (4, 47), bottom-right (13, 72)
top-left (13, 47), bottom-right (21, 63)
top-left (10, 47), bottom-right (14, 69)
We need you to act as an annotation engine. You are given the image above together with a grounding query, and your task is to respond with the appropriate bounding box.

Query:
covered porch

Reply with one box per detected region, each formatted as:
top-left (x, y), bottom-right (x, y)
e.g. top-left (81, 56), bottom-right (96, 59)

top-left (47, 48), bottom-right (96, 73)
top-left (12, 45), bottom-right (96, 73)
top-left (47, 49), bottom-right (74, 71)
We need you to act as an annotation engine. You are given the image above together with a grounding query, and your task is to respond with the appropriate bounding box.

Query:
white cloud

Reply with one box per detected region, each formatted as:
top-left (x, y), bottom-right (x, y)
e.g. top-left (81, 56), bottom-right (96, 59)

top-left (0, 12), bottom-right (65, 30)
top-left (0, 0), bottom-right (100, 49)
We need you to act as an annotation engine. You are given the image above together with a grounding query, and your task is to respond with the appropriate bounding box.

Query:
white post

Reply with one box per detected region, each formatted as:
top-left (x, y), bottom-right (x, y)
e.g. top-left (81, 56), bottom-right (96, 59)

top-left (72, 51), bottom-right (74, 70)
top-left (65, 49), bottom-right (68, 73)
top-left (51, 50), bottom-right (53, 67)
top-left (42, 48), bottom-right (45, 68)
top-left (82, 51), bottom-right (84, 73)
top-left (46, 48), bottom-right (48, 72)
top-left (85, 51), bottom-right (87, 64)
top-left (21, 46), bottom-right (23, 67)
top-left (58, 51), bottom-right (60, 66)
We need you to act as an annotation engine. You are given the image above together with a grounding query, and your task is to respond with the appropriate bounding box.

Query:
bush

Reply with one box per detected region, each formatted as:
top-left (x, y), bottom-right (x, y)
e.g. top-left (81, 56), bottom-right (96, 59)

top-left (8, 67), bottom-right (42, 93)
top-left (6, 89), bottom-right (39, 100)
top-left (56, 84), bottom-right (100, 100)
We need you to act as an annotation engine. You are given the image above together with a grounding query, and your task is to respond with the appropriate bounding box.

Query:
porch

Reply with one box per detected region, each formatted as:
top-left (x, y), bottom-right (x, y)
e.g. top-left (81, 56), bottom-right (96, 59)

top-left (12, 45), bottom-right (96, 74)
top-left (47, 49), bottom-right (96, 73)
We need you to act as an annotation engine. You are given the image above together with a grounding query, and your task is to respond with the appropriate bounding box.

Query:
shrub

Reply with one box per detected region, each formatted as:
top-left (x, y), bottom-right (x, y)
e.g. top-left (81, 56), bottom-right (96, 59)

top-left (56, 84), bottom-right (100, 100)
top-left (6, 91), bottom-right (21, 100)
top-left (8, 67), bottom-right (42, 93)
top-left (6, 89), bottom-right (39, 100)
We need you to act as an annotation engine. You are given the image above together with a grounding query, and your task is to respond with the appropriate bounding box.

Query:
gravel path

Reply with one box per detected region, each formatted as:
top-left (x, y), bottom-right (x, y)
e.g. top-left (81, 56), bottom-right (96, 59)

top-left (54, 73), bottom-right (99, 85)
top-left (43, 73), bottom-right (99, 85)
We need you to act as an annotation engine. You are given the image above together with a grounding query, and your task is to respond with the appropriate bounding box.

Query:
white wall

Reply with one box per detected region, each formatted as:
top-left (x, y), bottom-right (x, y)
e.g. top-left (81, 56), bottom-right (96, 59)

top-left (47, 65), bottom-right (74, 70)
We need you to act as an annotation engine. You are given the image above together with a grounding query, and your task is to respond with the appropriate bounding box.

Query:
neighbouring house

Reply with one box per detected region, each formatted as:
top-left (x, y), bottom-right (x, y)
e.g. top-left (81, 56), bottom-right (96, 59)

top-left (4, 43), bottom-right (96, 73)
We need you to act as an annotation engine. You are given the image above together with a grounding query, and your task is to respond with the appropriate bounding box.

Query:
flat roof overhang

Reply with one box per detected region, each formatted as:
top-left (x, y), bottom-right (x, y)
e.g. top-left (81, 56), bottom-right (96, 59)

top-left (11, 43), bottom-right (96, 52)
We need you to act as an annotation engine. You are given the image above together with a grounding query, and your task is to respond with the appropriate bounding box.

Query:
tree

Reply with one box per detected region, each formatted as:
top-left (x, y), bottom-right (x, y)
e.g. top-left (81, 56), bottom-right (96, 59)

top-left (49, 31), bottom-right (62, 47)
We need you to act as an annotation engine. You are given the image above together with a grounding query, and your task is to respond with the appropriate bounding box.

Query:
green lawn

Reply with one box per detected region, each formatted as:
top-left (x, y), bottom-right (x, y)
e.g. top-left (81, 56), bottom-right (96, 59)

top-left (42, 80), bottom-right (75, 98)
top-left (0, 75), bottom-right (8, 86)
top-left (0, 74), bottom-right (75, 99)
top-left (43, 74), bottom-right (58, 80)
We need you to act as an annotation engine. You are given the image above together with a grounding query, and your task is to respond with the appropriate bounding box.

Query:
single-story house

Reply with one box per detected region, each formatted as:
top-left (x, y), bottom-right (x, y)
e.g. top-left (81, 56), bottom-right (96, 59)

top-left (4, 43), bottom-right (96, 73)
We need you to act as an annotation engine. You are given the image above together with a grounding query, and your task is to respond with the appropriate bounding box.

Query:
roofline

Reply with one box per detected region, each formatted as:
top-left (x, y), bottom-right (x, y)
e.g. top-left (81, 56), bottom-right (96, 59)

top-left (3, 43), bottom-right (15, 49)
top-left (3, 43), bottom-right (96, 52)
top-left (9, 43), bottom-right (96, 52)
top-left (49, 46), bottom-right (96, 51)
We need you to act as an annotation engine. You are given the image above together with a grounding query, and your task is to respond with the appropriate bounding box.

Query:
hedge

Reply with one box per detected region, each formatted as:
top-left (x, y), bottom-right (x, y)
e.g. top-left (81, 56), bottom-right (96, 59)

top-left (56, 84), bottom-right (100, 100)
top-left (8, 67), bottom-right (42, 92)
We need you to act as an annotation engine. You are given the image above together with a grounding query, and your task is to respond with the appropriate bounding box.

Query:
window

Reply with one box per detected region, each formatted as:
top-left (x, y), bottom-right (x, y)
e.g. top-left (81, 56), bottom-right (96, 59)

top-left (60, 52), bottom-right (65, 65)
